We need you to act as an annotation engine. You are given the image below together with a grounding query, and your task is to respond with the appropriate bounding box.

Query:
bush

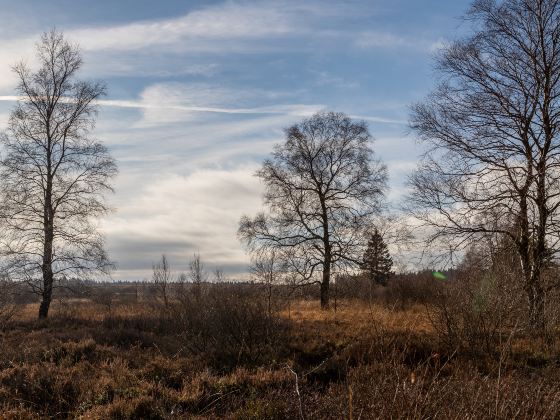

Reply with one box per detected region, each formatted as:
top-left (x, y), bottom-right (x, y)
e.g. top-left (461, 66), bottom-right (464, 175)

top-left (427, 268), bottom-right (524, 356)
top-left (0, 280), bottom-right (17, 328)
top-left (335, 272), bottom-right (440, 309)
top-left (383, 272), bottom-right (439, 309)
top-left (168, 284), bottom-right (289, 368)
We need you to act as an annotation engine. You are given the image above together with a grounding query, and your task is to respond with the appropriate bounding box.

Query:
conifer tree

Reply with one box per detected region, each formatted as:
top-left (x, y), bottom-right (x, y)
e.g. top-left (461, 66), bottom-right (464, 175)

top-left (361, 229), bottom-right (393, 286)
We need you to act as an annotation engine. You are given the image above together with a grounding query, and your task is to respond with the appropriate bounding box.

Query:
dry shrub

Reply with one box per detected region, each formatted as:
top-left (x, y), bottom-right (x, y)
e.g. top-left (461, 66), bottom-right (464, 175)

top-left (0, 363), bottom-right (84, 415)
top-left (89, 287), bottom-right (114, 313)
top-left (300, 362), bottom-right (560, 419)
top-left (428, 268), bottom-right (524, 356)
top-left (383, 272), bottom-right (438, 309)
top-left (0, 279), bottom-right (17, 328)
top-left (335, 272), bottom-right (439, 310)
top-left (169, 284), bottom-right (289, 368)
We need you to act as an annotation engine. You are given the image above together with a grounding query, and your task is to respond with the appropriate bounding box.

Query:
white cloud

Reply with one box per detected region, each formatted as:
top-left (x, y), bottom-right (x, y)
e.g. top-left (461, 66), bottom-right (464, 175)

top-left (102, 165), bottom-right (263, 280)
top-left (0, 37), bottom-right (35, 92)
top-left (94, 82), bottom-right (324, 127)
top-left (0, 2), bottom-right (301, 90)
top-left (69, 2), bottom-right (296, 53)
top-left (354, 31), bottom-right (445, 52)
top-left (354, 31), bottom-right (411, 48)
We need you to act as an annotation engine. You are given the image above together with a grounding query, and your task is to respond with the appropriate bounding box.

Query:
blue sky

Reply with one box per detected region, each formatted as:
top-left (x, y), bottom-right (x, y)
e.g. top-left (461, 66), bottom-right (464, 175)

top-left (0, 0), bottom-right (472, 279)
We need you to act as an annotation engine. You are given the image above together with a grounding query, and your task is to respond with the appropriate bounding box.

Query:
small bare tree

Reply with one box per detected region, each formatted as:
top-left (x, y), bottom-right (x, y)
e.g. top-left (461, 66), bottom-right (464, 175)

top-left (0, 30), bottom-right (117, 319)
top-left (152, 254), bottom-right (172, 307)
top-left (90, 284), bottom-right (114, 314)
top-left (408, 0), bottom-right (560, 332)
top-left (213, 268), bottom-right (225, 283)
top-left (250, 250), bottom-right (284, 315)
top-left (239, 112), bottom-right (387, 309)
top-left (189, 252), bottom-right (207, 299)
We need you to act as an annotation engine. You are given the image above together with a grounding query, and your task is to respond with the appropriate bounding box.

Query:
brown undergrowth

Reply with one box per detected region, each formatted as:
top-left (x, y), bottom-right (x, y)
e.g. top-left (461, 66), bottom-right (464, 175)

top-left (1, 293), bottom-right (560, 419)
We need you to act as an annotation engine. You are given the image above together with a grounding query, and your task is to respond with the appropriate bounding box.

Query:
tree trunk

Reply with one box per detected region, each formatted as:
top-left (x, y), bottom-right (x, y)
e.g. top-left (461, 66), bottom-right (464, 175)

top-left (39, 267), bottom-right (53, 319)
top-left (39, 174), bottom-right (54, 320)
top-left (39, 229), bottom-right (54, 319)
top-left (525, 273), bottom-right (545, 335)
top-left (320, 276), bottom-right (330, 309)
top-left (39, 218), bottom-right (54, 319)
top-left (320, 193), bottom-right (331, 310)
top-left (320, 260), bottom-right (331, 309)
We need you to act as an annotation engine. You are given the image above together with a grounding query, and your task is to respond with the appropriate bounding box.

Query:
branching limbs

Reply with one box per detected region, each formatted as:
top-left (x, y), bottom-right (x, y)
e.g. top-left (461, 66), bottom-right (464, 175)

top-left (239, 112), bottom-right (387, 308)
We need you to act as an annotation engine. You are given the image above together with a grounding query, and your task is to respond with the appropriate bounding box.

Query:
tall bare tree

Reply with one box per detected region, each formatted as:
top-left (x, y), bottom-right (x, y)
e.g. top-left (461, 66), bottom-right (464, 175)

top-left (408, 0), bottom-right (560, 332)
top-left (239, 112), bottom-right (387, 309)
top-left (0, 30), bottom-right (117, 319)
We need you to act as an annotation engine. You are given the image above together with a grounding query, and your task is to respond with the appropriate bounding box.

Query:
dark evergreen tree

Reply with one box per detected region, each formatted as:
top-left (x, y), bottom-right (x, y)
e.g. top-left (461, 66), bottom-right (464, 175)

top-left (361, 229), bottom-right (393, 286)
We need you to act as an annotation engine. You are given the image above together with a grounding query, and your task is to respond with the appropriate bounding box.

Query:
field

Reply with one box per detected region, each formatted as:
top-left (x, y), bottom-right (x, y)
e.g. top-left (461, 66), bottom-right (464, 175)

top-left (1, 282), bottom-right (560, 419)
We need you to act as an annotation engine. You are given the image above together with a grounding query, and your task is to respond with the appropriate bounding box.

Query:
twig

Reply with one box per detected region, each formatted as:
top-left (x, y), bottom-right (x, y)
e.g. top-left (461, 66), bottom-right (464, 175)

top-left (286, 364), bottom-right (305, 420)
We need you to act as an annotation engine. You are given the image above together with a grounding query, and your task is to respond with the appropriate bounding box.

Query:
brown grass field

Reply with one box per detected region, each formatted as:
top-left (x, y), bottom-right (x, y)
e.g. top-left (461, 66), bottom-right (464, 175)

top-left (1, 288), bottom-right (560, 419)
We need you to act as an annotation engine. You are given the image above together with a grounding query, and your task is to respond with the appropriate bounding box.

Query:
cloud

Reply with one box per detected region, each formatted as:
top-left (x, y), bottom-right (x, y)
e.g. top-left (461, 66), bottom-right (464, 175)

top-left (354, 31), bottom-right (412, 49)
top-left (102, 165), bottom-right (263, 280)
top-left (0, 89), bottom-right (407, 130)
top-left (354, 31), bottom-right (445, 52)
top-left (0, 1), bottom-right (438, 88)
top-left (0, 2), bottom-right (301, 90)
top-left (107, 82), bottom-right (321, 127)
top-left (0, 37), bottom-right (35, 92)
top-left (69, 2), bottom-right (297, 53)
top-left (102, 82), bottom-right (406, 128)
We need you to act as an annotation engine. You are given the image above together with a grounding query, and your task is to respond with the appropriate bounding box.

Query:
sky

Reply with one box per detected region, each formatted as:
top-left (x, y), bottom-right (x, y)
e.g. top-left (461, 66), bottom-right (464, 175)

top-left (0, 0), bottom-right (473, 280)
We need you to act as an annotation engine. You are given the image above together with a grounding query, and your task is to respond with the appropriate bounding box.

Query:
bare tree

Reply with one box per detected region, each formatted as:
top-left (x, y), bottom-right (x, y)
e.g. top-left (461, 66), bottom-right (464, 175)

top-left (0, 30), bottom-right (117, 319)
top-left (152, 254), bottom-right (172, 307)
top-left (189, 252), bottom-right (207, 299)
top-left (239, 112), bottom-right (387, 309)
top-left (213, 267), bottom-right (225, 283)
top-left (408, 0), bottom-right (560, 332)
top-left (89, 284), bottom-right (114, 314)
top-left (250, 250), bottom-right (284, 315)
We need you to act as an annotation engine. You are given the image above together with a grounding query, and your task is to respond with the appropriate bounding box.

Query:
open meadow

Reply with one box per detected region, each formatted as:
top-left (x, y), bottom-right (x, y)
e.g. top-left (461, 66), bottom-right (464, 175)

top-left (2, 280), bottom-right (560, 419)
top-left (1, 0), bottom-right (560, 418)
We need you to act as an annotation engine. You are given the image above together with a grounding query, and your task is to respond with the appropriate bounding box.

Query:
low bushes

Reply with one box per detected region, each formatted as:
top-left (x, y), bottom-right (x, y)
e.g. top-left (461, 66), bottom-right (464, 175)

top-left (168, 284), bottom-right (289, 369)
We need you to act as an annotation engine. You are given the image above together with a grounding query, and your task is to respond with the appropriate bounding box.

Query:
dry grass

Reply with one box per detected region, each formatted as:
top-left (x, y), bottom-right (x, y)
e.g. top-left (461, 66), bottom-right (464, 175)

top-left (1, 291), bottom-right (559, 419)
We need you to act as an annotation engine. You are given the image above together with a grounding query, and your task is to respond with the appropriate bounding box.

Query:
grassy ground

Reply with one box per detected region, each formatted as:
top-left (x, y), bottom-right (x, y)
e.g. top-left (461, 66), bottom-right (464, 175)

top-left (1, 297), bottom-right (560, 419)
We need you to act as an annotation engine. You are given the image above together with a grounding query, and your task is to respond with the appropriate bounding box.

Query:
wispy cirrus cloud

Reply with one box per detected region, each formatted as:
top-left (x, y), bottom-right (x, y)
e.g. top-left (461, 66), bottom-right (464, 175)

top-left (354, 31), bottom-right (449, 52)
top-left (108, 82), bottom-right (322, 127)
top-left (0, 2), bottom-right (301, 90)
top-left (0, 82), bottom-right (407, 128)
top-left (71, 2), bottom-right (296, 53)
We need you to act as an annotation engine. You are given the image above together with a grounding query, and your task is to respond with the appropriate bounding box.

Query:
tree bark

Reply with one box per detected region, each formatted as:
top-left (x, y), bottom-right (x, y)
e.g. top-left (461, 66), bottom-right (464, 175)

top-left (320, 254), bottom-right (331, 309)
top-left (527, 282), bottom-right (546, 337)
top-left (38, 266), bottom-right (53, 319)
top-left (39, 172), bottom-right (54, 319)
top-left (320, 274), bottom-right (330, 309)
top-left (39, 228), bottom-right (54, 319)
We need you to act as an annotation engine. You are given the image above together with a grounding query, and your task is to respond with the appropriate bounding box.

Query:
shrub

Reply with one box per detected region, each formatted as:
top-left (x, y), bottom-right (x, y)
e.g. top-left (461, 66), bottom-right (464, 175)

top-left (0, 279), bottom-right (17, 329)
top-left (427, 268), bottom-right (524, 356)
top-left (169, 284), bottom-right (289, 368)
